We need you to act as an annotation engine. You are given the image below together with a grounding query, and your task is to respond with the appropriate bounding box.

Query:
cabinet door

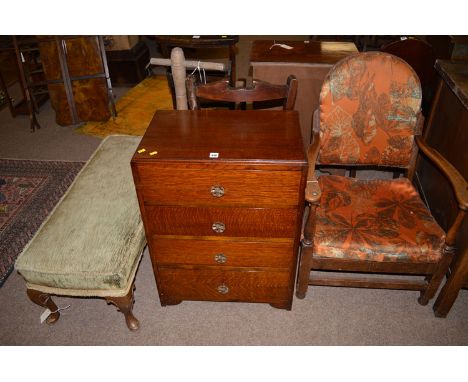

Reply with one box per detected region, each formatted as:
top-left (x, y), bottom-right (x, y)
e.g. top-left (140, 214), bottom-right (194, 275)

top-left (40, 36), bottom-right (111, 125)
top-left (38, 38), bottom-right (71, 124)
top-left (65, 37), bottom-right (111, 122)
top-left (71, 77), bottom-right (111, 122)
top-left (38, 37), bottom-right (62, 81)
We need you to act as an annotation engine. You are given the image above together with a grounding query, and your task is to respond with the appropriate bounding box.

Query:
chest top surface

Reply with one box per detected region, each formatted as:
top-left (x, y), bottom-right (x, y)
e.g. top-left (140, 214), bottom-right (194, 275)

top-left (250, 40), bottom-right (358, 65)
top-left (132, 110), bottom-right (307, 167)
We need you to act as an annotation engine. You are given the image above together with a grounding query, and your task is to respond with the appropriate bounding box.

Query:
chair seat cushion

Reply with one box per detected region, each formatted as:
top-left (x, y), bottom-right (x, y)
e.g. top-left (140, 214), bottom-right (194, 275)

top-left (15, 135), bottom-right (146, 292)
top-left (313, 176), bottom-right (445, 263)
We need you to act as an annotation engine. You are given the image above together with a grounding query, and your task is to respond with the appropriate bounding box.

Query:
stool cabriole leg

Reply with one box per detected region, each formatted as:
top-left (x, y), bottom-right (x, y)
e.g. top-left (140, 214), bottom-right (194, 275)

top-left (27, 289), bottom-right (61, 325)
top-left (105, 283), bottom-right (139, 331)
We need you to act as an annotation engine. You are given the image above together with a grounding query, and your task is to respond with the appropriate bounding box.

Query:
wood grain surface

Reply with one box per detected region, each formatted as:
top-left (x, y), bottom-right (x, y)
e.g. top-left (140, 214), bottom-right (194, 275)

top-left (151, 236), bottom-right (294, 268)
top-left (132, 110), bottom-right (306, 309)
top-left (157, 267), bottom-right (290, 303)
top-left (250, 40), bottom-right (358, 65)
top-left (145, 205), bottom-right (298, 238)
top-left (135, 165), bottom-right (302, 207)
top-left (133, 110), bottom-right (307, 166)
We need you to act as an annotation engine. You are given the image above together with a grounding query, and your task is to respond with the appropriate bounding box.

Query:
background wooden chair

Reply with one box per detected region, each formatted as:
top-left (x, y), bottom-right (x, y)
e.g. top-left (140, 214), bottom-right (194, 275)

top-left (186, 74), bottom-right (298, 110)
top-left (154, 36), bottom-right (239, 110)
top-left (296, 52), bottom-right (467, 307)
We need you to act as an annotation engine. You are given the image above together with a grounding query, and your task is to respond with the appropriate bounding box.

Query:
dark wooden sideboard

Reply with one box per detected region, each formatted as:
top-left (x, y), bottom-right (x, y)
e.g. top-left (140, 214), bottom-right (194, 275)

top-left (131, 110), bottom-right (307, 310)
top-left (250, 40), bottom-right (358, 147)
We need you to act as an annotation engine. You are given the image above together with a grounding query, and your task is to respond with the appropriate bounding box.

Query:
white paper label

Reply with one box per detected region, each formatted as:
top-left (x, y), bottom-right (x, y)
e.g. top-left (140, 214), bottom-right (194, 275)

top-left (209, 152), bottom-right (219, 158)
top-left (40, 309), bottom-right (51, 324)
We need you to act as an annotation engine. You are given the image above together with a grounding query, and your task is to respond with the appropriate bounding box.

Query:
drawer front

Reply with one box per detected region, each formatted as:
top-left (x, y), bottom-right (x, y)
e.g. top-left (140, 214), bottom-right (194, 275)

top-left (145, 206), bottom-right (298, 238)
top-left (157, 267), bottom-right (291, 303)
top-left (151, 236), bottom-right (294, 268)
top-left (135, 165), bottom-right (302, 207)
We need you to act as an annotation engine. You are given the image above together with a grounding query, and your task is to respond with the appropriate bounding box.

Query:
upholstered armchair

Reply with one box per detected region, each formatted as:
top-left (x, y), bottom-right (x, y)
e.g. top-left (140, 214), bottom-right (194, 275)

top-left (296, 52), bottom-right (467, 306)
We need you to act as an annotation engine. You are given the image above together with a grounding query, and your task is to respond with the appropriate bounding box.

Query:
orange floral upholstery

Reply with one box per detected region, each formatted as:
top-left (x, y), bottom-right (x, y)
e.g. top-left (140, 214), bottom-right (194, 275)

top-left (314, 176), bottom-right (445, 263)
top-left (319, 52), bottom-right (422, 167)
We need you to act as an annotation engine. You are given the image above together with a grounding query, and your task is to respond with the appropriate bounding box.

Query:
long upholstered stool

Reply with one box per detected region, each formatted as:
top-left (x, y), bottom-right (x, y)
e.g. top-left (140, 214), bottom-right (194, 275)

top-left (15, 135), bottom-right (146, 331)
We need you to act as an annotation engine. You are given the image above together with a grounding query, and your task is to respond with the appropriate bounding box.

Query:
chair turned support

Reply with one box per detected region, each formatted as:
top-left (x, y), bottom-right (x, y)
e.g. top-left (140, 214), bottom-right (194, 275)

top-left (27, 289), bottom-right (61, 325)
top-left (105, 283), bottom-right (139, 331)
top-left (418, 244), bottom-right (455, 306)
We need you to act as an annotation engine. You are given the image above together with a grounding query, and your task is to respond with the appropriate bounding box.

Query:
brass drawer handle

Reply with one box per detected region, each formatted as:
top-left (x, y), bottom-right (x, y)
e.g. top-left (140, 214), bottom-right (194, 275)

top-left (214, 253), bottom-right (227, 264)
top-left (212, 222), bottom-right (225, 233)
top-left (217, 284), bottom-right (229, 294)
top-left (210, 185), bottom-right (225, 198)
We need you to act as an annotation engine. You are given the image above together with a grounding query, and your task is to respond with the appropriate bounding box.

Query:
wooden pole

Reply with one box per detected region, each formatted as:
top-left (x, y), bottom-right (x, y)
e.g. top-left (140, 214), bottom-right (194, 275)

top-left (150, 58), bottom-right (227, 72)
top-left (170, 48), bottom-right (188, 110)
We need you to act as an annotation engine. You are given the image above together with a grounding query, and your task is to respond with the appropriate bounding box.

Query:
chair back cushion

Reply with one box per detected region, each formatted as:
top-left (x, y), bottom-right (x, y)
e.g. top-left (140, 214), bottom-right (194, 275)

top-left (318, 52), bottom-right (422, 167)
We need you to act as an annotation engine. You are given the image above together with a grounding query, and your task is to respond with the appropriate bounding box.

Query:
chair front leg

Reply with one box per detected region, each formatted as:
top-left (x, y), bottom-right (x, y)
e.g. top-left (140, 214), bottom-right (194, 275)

top-left (296, 203), bottom-right (318, 299)
top-left (296, 126), bottom-right (321, 299)
top-left (418, 244), bottom-right (455, 306)
top-left (296, 246), bottom-right (313, 299)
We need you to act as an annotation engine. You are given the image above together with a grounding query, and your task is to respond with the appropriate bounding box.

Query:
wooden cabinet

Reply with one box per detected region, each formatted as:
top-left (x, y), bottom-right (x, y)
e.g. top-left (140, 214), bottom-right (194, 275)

top-left (418, 60), bottom-right (468, 258)
top-left (105, 41), bottom-right (149, 86)
top-left (131, 110), bottom-right (307, 309)
top-left (417, 60), bottom-right (468, 315)
top-left (38, 36), bottom-right (115, 126)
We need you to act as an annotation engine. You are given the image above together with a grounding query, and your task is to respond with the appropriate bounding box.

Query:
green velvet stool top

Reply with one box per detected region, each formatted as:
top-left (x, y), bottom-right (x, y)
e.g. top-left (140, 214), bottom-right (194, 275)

top-left (15, 135), bottom-right (146, 296)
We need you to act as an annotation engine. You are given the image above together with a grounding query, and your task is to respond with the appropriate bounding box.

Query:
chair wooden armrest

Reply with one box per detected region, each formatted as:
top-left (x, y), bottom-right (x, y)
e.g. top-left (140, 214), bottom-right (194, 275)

top-left (416, 136), bottom-right (468, 211)
top-left (302, 114), bottom-right (322, 246)
top-left (305, 138), bottom-right (321, 203)
top-left (305, 112), bottom-right (321, 204)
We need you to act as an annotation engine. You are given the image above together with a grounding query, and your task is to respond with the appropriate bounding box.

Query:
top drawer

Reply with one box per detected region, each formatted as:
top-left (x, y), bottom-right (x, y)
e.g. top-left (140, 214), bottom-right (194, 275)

top-left (134, 165), bottom-right (303, 208)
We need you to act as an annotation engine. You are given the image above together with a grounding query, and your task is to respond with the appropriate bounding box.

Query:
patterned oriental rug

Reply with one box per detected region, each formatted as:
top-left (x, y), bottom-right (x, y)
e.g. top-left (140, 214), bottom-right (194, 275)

top-left (75, 75), bottom-right (174, 137)
top-left (0, 159), bottom-right (84, 286)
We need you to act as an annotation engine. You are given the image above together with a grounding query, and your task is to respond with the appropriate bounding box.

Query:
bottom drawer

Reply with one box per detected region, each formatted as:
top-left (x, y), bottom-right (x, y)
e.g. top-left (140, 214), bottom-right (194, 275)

top-left (157, 267), bottom-right (291, 304)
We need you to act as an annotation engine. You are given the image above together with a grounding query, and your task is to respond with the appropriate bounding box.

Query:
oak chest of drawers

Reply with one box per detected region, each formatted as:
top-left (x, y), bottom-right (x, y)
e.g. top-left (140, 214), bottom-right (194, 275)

top-left (131, 110), bottom-right (307, 309)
